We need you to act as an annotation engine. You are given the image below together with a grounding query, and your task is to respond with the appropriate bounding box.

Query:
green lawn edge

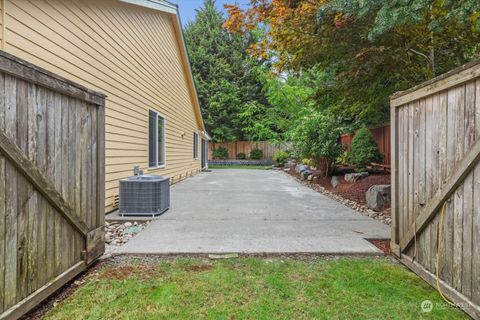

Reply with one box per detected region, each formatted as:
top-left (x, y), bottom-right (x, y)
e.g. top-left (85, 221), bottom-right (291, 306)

top-left (43, 257), bottom-right (468, 320)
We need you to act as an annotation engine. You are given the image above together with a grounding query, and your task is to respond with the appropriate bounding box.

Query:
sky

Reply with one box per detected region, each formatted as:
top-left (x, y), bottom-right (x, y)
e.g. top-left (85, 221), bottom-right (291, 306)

top-left (169, 0), bottom-right (242, 26)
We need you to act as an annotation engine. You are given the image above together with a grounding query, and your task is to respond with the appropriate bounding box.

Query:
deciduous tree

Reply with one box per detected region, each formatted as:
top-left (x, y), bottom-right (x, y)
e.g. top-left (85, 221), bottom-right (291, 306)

top-left (224, 0), bottom-right (480, 126)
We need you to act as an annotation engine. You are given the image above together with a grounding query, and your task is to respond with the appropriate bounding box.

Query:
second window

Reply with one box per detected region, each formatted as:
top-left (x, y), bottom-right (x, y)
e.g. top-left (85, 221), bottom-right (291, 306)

top-left (149, 110), bottom-right (166, 168)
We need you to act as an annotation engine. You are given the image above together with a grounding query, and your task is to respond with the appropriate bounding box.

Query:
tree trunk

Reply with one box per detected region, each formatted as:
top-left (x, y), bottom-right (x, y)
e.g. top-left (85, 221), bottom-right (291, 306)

top-left (315, 157), bottom-right (334, 177)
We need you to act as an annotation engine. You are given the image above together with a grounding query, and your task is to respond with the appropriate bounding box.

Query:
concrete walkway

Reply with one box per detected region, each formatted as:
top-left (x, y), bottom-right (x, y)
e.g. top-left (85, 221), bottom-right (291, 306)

top-left (119, 169), bottom-right (390, 255)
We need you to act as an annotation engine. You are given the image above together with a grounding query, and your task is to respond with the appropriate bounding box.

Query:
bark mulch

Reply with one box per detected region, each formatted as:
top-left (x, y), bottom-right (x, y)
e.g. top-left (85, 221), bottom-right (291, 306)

top-left (288, 166), bottom-right (390, 206)
top-left (368, 239), bottom-right (392, 256)
top-left (287, 166), bottom-right (391, 225)
top-left (317, 174), bottom-right (391, 206)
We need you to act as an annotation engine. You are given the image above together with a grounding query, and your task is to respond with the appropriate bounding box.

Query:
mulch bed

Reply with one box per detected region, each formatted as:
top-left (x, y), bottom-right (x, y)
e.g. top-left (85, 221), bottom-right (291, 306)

top-left (316, 174), bottom-right (391, 207)
top-left (288, 165), bottom-right (391, 206)
top-left (368, 239), bottom-right (392, 256)
top-left (287, 166), bottom-right (391, 225)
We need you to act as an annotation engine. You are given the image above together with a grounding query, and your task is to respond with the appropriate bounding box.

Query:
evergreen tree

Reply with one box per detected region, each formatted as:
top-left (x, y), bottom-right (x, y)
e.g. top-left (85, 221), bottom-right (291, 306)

top-left (349, 128), bottom-right (383, 168)
top-left (184, 0), bottom-right (269, 142)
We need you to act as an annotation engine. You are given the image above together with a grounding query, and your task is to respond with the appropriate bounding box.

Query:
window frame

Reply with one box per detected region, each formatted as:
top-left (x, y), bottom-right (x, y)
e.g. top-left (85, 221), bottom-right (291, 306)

top-left (148, 109), bottom-right (167, 169)
top-left (193, 131), bottom-right (199, 159)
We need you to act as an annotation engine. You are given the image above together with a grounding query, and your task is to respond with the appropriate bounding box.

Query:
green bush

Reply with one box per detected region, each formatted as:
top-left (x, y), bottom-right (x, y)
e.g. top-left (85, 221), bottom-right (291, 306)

top-left (289, 112), bottom-right (343, 176)
top-left (272, 150), bottom-right (289, 166)
top-left (213, 147), bottom-right (229, 160)
top-left (237, 152), bottom-right (246, 160)
top-left (349, 128), bottom-right (383, 168)
top-left (250, 148), bottom-right (263, 160)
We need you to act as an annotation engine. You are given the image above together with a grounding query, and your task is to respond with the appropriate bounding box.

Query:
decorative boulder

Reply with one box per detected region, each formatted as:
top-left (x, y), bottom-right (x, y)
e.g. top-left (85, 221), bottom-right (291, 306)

top-left (331, 176), bottom-right (340, 188)
top-left (344, 172), bottom-right (369, 183)
top-left (307, 174), bottom-right (314, 181)
top-left (295, 164), bottom-right (307, 173)
top-left (366, 185), bottom-right (391, 211)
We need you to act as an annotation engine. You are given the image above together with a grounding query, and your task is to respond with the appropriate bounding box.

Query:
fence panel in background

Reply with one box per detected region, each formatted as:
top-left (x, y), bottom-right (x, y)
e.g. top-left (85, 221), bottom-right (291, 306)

top-left (340, 124), bottom-right (391, 165)
top-left (0, 52), bottom-right (106, 320)
top-left (391, 59), bottom-right (480, 319)
top-left (208, 141), bottom-right (290, 160)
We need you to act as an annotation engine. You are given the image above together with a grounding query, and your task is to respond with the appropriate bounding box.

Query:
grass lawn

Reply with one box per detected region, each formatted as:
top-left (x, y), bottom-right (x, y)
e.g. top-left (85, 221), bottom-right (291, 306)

top-left (209, 165), bottom-right (272, 170)
top-left (43, 257), bottom-right (468, 320)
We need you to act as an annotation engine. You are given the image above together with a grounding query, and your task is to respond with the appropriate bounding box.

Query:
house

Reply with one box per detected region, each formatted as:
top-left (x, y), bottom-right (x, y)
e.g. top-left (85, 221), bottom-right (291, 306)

top-left (0, 0), bottom-right (209, 212)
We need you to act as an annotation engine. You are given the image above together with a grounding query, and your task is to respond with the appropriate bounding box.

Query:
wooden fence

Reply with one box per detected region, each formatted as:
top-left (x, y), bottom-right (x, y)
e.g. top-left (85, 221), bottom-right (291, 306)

top-left (0, 52), bottom-right (106, 319)
top-left (208, 141), bottom-right (290, 160)
top-left (340, 124), bottom-right (391, 165)
top-left (391, 60), bottom-right (480, 319)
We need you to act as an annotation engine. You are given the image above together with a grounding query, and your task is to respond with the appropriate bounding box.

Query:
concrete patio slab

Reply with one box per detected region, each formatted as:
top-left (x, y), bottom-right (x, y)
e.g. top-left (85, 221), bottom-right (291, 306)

top-left (119, 169), bottom-right (390, 255)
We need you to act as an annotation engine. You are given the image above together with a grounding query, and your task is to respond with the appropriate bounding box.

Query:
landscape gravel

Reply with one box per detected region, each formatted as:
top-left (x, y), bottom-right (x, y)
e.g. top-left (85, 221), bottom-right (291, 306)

top-left (105, 221), bottom-right (151, 246)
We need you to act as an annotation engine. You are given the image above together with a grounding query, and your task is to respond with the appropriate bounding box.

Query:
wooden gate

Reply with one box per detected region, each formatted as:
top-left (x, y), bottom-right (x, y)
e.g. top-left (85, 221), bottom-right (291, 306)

top-left (0, 52), bottom-right (106, 319)
top-left (391, 60), bottom-right (480, 319)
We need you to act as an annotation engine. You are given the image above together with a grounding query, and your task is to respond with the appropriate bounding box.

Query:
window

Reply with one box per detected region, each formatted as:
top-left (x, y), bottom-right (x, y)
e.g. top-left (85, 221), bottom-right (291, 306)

top-left (193, 132), bottom-right (198, 159)
top-left (148, 110), bottom-right (166, 168)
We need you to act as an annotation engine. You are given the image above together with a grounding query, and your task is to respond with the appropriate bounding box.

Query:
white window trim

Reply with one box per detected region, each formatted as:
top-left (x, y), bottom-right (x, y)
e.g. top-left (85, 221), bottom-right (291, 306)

top-left (149, 110), bottom-right (167, 170)
top-left (193, 131), bottom-right (199, 160)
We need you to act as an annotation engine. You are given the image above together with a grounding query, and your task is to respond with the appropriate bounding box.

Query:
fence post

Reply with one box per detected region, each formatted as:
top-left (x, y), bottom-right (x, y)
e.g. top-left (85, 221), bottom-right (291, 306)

top-left (390, 105), bottom-right (400, 256)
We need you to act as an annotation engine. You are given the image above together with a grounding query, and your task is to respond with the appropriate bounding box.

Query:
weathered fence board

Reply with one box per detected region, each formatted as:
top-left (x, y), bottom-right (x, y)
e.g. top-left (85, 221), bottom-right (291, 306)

top-left (0, 51), bottom-right (105, 320)
top-left (209, 141), bottom-right (290, 160)
top-left (391, 60), bottom-right (480, 319)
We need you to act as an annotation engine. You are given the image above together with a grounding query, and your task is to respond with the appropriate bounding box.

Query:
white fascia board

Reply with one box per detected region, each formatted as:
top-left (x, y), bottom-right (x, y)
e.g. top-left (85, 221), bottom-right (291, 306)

top-left (119, 0), bottom-right (178, 14)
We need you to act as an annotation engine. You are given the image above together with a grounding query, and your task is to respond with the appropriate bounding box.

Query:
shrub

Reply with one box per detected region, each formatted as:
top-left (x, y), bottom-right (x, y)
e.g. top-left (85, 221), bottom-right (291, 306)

top-left (213, 147), bottom-right (228, 159)
top-left (237, 152), bottom-right (246, 160)
top-left (273, 150), bottom-right (289, 166)
top-left (250, 148), bottom-right (263, 160)
top-left (349, 127), bottom-right (383, 168)
top-left (289, 112), bottom-right (343, 176)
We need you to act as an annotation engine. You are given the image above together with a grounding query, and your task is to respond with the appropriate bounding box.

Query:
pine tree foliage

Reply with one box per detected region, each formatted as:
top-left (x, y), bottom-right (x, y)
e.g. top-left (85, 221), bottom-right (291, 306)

top-left (184, 0), bottom-right (270, 142)
top-left (349, 128), bottom-right (383, 168)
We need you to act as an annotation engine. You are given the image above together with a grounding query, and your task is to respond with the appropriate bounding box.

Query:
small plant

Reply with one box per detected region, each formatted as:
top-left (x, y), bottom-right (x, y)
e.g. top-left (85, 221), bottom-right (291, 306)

top-left (336, 150), bottom-right (351, 166)
top-left (349, 128), bottom-right (383, 169)
top-left (213, 147), bottom-right (228, 160)
top-left (272, 150), bottom-right (289, 166)
top-left (250, 148), bottom-right (263, 160)
top-left (237, 152), bottom-right (246, 160)
top-left (302, 158), bottom-right (314, 167)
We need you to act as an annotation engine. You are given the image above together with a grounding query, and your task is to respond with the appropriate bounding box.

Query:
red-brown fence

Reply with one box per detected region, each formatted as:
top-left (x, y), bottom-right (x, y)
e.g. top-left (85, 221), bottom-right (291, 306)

top-left (340, 124), bottom-right (391, 165)
top-left (208, 141), bottom-right (290, 160)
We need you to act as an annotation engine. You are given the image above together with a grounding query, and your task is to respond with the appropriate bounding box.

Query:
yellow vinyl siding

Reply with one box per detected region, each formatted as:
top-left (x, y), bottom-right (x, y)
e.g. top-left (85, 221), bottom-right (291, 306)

top-left (0, 0), bottom-right (3, 49)
top-left (4, 0), bottom-right (202, 212)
